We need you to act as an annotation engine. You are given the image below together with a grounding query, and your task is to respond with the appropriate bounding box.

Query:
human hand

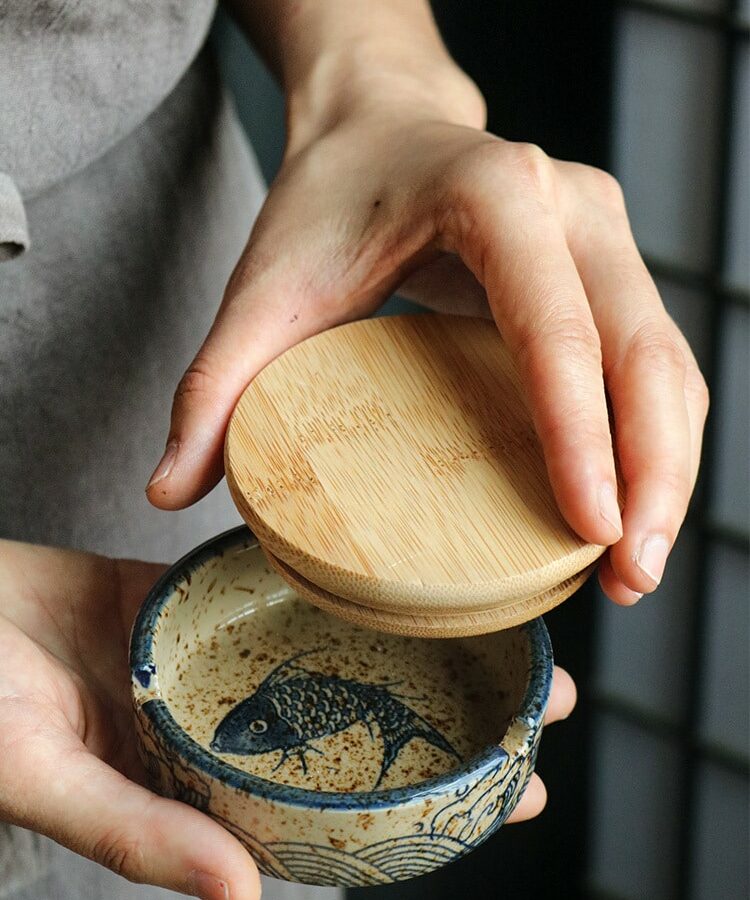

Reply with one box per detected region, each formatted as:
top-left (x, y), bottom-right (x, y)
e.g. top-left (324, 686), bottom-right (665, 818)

top-left (0, 540), bottom-right (571, 894)
top-left (0, 540), bottom-right (261, 899)
top-left (147, 9), bottom-right (707, 606)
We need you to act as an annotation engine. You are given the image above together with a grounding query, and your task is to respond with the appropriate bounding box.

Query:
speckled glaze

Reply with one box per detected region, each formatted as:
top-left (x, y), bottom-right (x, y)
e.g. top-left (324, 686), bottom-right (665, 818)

top-left (129, 527), bottom-right (553, 886)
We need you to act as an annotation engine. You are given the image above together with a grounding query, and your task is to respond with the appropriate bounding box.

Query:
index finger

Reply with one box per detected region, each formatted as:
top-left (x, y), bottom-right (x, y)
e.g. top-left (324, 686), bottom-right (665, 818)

top-left (441, 145), bottom-right (623, 547)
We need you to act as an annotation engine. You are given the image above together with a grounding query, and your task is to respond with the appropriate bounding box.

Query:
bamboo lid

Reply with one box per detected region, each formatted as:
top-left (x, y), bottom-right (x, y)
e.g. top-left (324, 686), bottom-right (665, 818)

top-left (225, 315), bottom-right (603, 636)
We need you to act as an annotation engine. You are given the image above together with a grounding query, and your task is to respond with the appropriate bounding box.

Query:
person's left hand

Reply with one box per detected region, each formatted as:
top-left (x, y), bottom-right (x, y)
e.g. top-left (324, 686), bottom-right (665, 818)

top-left (0, 540), bottom-right (261, 899)
top-left (0, 539), bottom-right (574, 889)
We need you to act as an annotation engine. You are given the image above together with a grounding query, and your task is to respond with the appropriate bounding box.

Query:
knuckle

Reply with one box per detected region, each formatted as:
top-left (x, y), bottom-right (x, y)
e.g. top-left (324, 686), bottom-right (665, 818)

top-left (622, 325), bottom-right (687, 381)
top-left (686, 364), bottom-right (710, 417)
top-left (543, 413), bottom-right (612, 455)
top-left (651, 466), bottom-right (692, 507)
top-left (585, 166), bottom-right (625, 209)
top-left (173, 358), bottom-right (219, 406)
top-left (508, 142), bottom-right (556, 197)
top-left (442, 138), bottom-right (503, 199)
top-left (90, 829), bottom-right (145, 881)
top-left (444, 139), bottom-right (555, 203)
top-left (516, 310), bottom-right (602, 367)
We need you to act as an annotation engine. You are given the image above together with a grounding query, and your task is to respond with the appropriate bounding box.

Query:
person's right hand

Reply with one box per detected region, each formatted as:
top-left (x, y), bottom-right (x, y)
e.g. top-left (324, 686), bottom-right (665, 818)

top-left (147, 26), bottom-right (709, 606)
top-left (0, 540), bottom-right (261, 900)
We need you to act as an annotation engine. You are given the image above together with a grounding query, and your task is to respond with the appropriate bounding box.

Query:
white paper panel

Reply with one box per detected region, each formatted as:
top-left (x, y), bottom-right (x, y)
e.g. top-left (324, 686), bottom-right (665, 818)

top-left (700, 542), bottom-right (750, 759)
top-left (613, 11), bottom-right (722, 271)
top-left (711, 304), bottom-right (750, 533)
top-left (595, 526), bottom-right (697, 723)
top-left (589, 715), bottom-right (680, 899)
top-left (693, 764), bottom-right (750, 900)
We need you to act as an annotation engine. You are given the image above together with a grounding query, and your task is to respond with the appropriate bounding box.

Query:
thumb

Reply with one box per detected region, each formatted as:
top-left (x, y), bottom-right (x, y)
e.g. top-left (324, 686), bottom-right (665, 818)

top-left (10, 734), bottom-right (261, 899)
top-left (146, 269), bottom-right (325, 510)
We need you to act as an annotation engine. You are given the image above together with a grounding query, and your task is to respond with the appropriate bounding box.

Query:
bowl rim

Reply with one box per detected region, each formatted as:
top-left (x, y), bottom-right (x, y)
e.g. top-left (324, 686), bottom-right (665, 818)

top-left (129, 525), bottom-right (553, 811)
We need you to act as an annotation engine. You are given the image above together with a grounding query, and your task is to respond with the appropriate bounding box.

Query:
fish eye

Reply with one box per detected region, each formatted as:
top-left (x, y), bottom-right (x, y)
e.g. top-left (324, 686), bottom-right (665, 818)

top-left (249, 719), bottom-right (268, 734)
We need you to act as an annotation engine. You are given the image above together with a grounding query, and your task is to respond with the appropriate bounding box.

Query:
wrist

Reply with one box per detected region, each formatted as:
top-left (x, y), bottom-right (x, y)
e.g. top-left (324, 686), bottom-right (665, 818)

top-left (283, 37), bottom-right (486, 155)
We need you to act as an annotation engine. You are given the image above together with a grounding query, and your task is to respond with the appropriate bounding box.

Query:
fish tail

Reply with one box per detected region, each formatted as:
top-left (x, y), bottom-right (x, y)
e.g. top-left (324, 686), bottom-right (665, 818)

top-left (372, 707), bottom-right (461, 788)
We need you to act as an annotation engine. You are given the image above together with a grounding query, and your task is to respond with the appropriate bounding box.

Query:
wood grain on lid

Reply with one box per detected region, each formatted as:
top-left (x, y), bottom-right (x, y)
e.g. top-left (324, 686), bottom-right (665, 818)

top-left (225, 315), bottom-right (604, 618)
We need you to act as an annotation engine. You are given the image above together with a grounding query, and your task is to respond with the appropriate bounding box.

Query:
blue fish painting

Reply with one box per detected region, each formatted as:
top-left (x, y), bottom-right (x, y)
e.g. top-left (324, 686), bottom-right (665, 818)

top-left (210, 650), bottom-right (461, 788)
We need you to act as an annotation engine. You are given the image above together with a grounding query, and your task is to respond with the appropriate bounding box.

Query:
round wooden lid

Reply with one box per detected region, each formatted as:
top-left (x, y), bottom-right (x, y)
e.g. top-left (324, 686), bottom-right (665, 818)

top-left (225, 315), bottom-right (603, 630)
top-left (264, 548), bottom-right (597, 638)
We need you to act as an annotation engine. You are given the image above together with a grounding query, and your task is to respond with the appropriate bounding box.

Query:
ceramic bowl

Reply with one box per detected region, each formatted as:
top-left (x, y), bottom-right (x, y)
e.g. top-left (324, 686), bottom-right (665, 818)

top-left (129, 526), bottom-right (553, 887)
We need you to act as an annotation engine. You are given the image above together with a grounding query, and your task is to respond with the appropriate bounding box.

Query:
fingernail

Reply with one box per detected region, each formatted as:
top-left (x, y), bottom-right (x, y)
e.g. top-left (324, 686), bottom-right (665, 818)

top-left (146, 440), bottom-right (178, 491)
top-left (598, 482), bottom-right (623, 540)
top-left (621, 589), bottom-right (644, 606)
top-left (186, 870), bottom-right (229, 900)
top-left (633, 534), bottom-right (670, 587)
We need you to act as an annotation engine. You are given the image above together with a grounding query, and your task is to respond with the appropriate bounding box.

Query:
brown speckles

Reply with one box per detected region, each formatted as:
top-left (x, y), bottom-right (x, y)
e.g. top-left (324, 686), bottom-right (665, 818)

top-left (156, 546), bottom-right (523, 795)
top-left (328, 837), bottom-right (346, 849)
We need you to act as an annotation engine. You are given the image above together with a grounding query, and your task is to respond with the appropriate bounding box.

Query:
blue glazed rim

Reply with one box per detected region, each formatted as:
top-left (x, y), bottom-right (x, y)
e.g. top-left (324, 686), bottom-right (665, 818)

top-left (130, 525), bottom-right (554, 811)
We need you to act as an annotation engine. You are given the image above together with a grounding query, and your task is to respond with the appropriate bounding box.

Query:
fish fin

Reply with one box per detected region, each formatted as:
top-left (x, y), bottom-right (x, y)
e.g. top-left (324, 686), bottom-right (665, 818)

top-left (261, 648), bottom-right (324, 688)
top-left (363, 714), bottom-right (377, 742)
top-left (297, 744), bottom-right (324, 774)
top-left (415, 716), bottom-right (462, 763)
top-left (372, 709), bottom-right (461, 788)
top-left (271, 749), bottom-right (291, 772)
top-left (271, 742), bottom-right (323, 776)
top-left (374, 727), bottom-right (412, 788)
top-left (390, 689), bottom-right (429, 704)
top-left (377, 682), bottom-right (428, 703)
top-left (357, 679), bottom-right (428, 704)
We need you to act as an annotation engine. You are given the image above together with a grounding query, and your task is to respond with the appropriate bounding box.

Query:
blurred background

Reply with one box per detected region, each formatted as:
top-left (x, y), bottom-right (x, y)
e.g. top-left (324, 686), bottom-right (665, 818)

top-left (212, 1), bottom-right (749, 897)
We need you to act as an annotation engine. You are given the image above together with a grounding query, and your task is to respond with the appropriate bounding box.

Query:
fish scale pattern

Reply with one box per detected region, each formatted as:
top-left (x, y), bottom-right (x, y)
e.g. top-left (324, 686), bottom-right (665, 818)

top-left (211, 653), bottom-right (460, 787)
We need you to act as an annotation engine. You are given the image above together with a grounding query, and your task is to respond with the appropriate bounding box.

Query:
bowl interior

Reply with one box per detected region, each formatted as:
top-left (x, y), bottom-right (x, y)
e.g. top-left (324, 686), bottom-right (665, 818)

top-left (144, 532), bottom-right (535, 795)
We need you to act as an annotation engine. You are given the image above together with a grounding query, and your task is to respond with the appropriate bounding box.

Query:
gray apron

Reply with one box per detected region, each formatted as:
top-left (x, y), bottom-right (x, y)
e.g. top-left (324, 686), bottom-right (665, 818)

top-left (0, 2), bottom-right (337, 898)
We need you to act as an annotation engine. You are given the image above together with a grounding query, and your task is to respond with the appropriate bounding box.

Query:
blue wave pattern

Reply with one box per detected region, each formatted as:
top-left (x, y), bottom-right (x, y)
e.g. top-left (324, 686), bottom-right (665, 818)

top-left (206, 728), bottom-right (542, 886)
top-left (135, 689), bottom-right (543, 886)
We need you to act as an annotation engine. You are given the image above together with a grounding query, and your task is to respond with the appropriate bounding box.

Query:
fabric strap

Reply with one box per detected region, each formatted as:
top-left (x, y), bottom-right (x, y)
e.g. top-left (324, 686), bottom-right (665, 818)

top-left (0, 172), bottom-right (28, 261)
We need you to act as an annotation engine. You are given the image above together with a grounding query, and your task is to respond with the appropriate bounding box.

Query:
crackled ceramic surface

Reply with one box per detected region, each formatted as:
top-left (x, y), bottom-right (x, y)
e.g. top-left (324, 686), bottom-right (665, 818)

top-left (130, 527), bottom-right (552, 886)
